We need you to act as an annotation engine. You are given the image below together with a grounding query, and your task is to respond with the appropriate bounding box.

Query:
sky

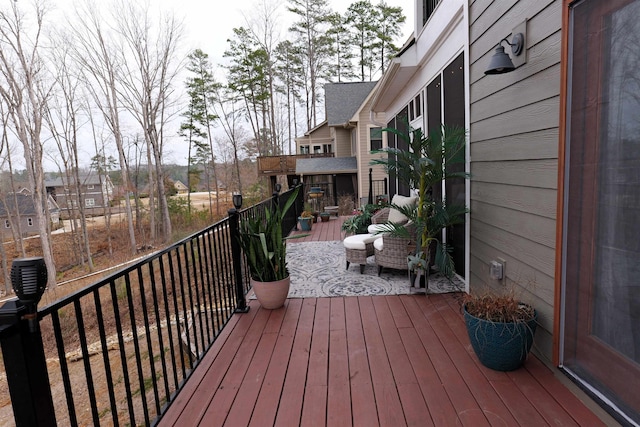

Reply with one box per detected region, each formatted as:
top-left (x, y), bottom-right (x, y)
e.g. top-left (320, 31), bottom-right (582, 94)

top-left (163, 0), bottom-right (415, 67)
top-left (36, 0), bottom-right (415, 169)
top-left (157, 0), bottom-right (416, 165)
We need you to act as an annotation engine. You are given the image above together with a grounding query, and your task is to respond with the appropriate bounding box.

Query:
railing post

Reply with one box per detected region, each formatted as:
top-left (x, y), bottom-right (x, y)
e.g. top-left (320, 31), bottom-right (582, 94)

top-left (368, 168), bottom-right (373, 204)
top-left (0, 299), bottom-right (57, 426)
top-left (271, 185), bottom-right (280, 213)
top-left (228, 206), bottom-right (249, 314)
top-left (384, 177), bottom-right (388, 196)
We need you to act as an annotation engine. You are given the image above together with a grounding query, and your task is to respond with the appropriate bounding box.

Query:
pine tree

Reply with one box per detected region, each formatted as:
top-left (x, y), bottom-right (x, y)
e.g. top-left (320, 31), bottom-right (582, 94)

top-left (326, 12), bottom-right (357, 82)
top-left (346, 0), bottom-right (380, 81)
top-left (274, 40), bottom-right (305, 154)
top-left (375, 1), bottom-right (406, 74)
top-left (224, 28), bottom-right (272, 156)
top-left (181, 49), bottom-right (221, 218)
top-left (287, 0), bottom-right (335, 128)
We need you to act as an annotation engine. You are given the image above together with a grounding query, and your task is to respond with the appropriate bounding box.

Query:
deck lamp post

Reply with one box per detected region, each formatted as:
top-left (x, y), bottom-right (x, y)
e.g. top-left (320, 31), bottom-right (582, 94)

top-left (10, 257), bottom-right (48, 333)
top-left (0, 257), bottom-right (56, 426)
top-left (232, 193), bottom-right (243, 211)
top-left (229, 193), bottom-right (249, 313)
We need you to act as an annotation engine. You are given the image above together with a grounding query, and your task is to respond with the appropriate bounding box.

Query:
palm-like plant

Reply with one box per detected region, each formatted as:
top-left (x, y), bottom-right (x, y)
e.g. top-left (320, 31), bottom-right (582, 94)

top-left (238, 188), bottom-right (300, 282)
top-left (370, 125), bottom-right (469, 280)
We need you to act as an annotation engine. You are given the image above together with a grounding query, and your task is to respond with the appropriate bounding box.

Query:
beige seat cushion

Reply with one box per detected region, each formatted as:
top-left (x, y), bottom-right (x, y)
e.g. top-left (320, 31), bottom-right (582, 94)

top-left (388, 194), bottom-right (417, 224)
top-left (343, 233), bottom-right (380, 250)
top-left (367, 223), bottom-right (389, 234)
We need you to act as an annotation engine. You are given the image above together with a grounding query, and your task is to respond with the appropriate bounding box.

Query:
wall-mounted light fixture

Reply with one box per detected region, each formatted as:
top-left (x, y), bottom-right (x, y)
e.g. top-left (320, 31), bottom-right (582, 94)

top-left (484, 32), bottom-right (525, 75)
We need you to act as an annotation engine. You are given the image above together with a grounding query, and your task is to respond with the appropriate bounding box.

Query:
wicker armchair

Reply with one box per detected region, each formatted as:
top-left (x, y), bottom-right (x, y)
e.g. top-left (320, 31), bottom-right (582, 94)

top-left (371, 207), bottom-right (390, 224)
top-left (373, 222), bottom-right (416, 276)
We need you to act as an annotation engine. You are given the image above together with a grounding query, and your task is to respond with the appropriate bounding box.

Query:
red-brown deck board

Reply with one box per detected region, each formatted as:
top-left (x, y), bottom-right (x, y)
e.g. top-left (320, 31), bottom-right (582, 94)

top-left (158, 293), bottom-right (608, 426)
top-left (288, 215), bottom-right (345, 242)
top-left (158, 215), bottom-right (611, 426)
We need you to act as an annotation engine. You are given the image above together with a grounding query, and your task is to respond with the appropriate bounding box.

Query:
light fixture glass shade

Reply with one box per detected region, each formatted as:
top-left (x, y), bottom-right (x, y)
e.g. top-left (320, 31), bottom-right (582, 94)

top-left (232, 193), bottom-right (243, 210)
top-left (485, 45), bottom-right (516, 75)
top-left (10, 257), bottom-right (47, 305)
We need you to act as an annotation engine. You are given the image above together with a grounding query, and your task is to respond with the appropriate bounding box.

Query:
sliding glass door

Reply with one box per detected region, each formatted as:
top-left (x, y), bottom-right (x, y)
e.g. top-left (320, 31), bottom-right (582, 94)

top-left (562, 0), bottom-right (640, 423)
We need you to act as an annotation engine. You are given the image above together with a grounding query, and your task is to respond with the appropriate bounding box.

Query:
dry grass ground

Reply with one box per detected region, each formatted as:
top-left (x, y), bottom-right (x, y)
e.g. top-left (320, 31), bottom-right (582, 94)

top-left (0, 193), bottom-right (235, 425)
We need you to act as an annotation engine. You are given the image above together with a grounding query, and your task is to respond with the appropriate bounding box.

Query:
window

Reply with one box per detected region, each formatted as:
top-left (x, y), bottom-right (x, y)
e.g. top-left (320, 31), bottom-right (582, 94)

top-left (4, 220), bottom-right (9, 228)
top-left (87, 184), bottom-right (94, 190)
top-left (323, 144), bottom-right (332, 154)
top-left (351, 129), bottom-right (357, 156)
top-left (409, 93), bottom-right (423, 122)
top-left (27, 218), bottom-right (33, 226)
top-left (422, 0), bottom-right (442, 26)
top-left (300, 145), bottom-right (310, 154)
top-left (313, 145), bottom-right (321, 154)
top-left (370, 127), bottom-right (383, 151)
top-left (85, 198), bottom-right (95, 207)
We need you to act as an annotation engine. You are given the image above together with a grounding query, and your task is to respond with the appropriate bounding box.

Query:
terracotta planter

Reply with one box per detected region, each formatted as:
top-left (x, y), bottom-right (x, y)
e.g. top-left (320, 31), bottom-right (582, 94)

top-left (251, 276), bottom-right (290, 309)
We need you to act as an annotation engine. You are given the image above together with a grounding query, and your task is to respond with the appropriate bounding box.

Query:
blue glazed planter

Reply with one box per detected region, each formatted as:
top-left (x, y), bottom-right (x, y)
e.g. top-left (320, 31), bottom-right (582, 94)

top-left (298, 217), bottom-right (313, 231)
top-left (463, 304), bottom-right (537, 371)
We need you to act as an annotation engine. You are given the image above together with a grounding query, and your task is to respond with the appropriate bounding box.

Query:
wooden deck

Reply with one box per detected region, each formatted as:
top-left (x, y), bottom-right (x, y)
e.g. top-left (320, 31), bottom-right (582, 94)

top-left (288, 215), bottom-right (345, 243)
top-left (158, 215), bottom-right (613, 426)
top-left (159, 294), bottom-right (607, 426)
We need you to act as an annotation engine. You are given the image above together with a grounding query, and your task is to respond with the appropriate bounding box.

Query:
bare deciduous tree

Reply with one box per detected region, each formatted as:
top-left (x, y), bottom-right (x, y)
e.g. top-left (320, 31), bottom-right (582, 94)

top-left (45, 33), bottom-right (94, 271)
top-left (68, 0), bottom-right (137, 254)
top-left (0, 1), bottom-right (57, 289)
top-left (115, 0), bottom-right (184, 243)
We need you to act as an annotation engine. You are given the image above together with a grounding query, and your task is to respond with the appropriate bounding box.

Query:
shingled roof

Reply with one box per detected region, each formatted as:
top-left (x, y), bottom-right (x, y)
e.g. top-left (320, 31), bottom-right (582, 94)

top-left (324, 81), bottom-right (378, 127)
top-left (45, 172), bottom-right (102, 187)
top-left (0, 193), bottom-right (38, 216)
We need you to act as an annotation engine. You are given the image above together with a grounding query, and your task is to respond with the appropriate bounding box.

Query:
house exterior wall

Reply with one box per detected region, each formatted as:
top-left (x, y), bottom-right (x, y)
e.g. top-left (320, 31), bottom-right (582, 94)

top-left (469, 0), bottom-right (562, 363)
top-left (377, 0), bottom-right (467, 118)
top-left (355, 98), bottom-right (386, 205)
top-left (296, 123), bottom-right (332, 154)
top-left (0, 216), bottom-right (38, 237)
top-left (333, 128), bottom-right (352, 158)
top-left (55, 184), bottom-right (107, 209)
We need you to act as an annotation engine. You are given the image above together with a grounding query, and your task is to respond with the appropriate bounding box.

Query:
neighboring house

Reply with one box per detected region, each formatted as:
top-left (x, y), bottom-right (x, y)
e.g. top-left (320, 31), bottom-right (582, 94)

top-left (45, 172), bottom-right (114, 217)
top-left (295, 81), bottom-right (387, 205)
top-left (173, 180), bottom-right (189, 194)
top-left (0, 193), bottom-right (60, 237)
top-left (371, 0), bottom-right (639, 423)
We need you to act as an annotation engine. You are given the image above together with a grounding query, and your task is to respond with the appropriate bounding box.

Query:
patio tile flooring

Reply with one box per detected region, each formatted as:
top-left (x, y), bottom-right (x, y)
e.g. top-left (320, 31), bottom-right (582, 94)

top-left (158, 214), bottom-right (613, 426)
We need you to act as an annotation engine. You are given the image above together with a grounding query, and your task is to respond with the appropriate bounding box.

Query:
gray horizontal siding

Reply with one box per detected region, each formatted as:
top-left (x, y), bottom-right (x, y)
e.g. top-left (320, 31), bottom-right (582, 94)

top-left (472, 159), bottom-right (558, 189)
top-left (471, 64), bottom-right (560, 122)
top-left (471, 97), bottom-right (559, 142)
top-left (469, 0), bottom-right (562, 365)
top-left (471, 182), bottom-right (556, 219)
top-left (470, 201), bottom-right (556, 248)
top-left (471, 128), bottom-right (558, 161)
top-left (471, 219), bottom-right (555, 278)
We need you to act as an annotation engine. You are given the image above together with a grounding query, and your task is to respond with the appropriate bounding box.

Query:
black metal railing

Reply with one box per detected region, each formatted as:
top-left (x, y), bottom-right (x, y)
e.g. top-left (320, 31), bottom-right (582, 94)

top-left (368, 168), bottom-right (389, 205)
top-left (0, 186), bottom-right (303, 426)
top-left (301, 182), bottom-right (336, 212)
